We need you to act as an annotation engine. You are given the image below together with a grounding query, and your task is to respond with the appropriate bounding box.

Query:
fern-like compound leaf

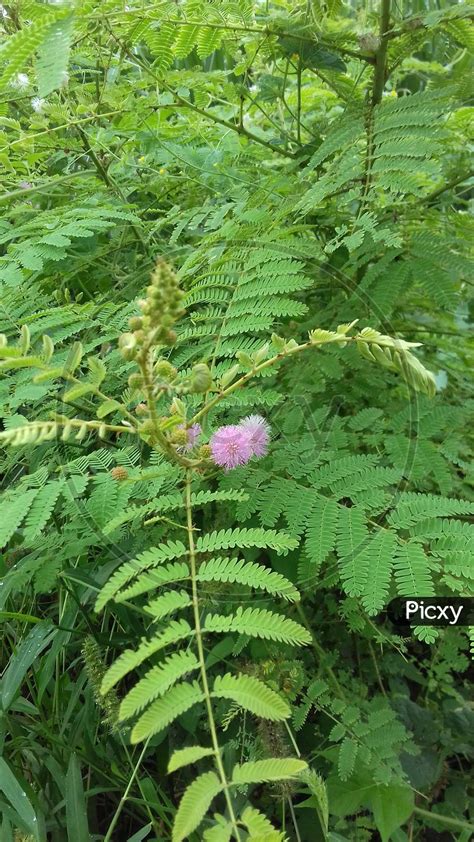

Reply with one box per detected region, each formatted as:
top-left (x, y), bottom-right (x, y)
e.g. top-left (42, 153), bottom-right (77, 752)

top-left (338, 737), bottom-right (359, 781)
top-left (132, 680), bottom-right (205, 743)
top-left (168, 746), bottom-right (215, 774)
top-left (232, 758), bottom-right (307, 785)
top-left (172, 771), bottom-right (223, 842)
top-left (212, 673), bottom-right (290, 721)
top-left (119, 650), bottom-right (199, 721)
top-left (22, 480), bottom-right (64, 542)
top-left (336, 506), bottom-right (369, 597)
top-left (361, 532), bottom-right (397, 615)
top-left (95, 541), bottom-right (187, 610)
top-left (0, 489), bottom-right (39, 547)
top-left (196, 527), bottom-right (298, 555)
top-left (115, 562), bottom-right (190, 603)
top-left (393, 541), bottom-right (435, 596)
top-left (240, 806), bottom-right (286, 839)
top-left (306, 497), bottom-right (339, 566)
top-left (203, 820), bottom-right (233, 841)
top-left (36, 16), bottom-right (74, 97)
top-left (205, 607), bottom-right (311, 646)
top-left (197, 557), bottom-right (299, 601)
top-left (100, 620), bottom-right (192, 694)
top-left (145, 589), bottom-right (191, 621)
top-left (300, 768), bottom-right (328, 833)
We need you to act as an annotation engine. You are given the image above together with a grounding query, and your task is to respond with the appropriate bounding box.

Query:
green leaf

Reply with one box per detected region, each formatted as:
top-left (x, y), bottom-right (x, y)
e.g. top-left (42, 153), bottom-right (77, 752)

top-left (33, 366), bottom-right (63, 383)
top-left (326, 774), bottom-right (373, 818)
top-left (278, 35), bottom-right (346, 71)
top-left (63, 382), bottom-right (95, 402)
top-left (241, 806), bottom-right (284, 839)
top-left (306, 497), bottom-right (339, 566)
top-left (87, 355), bottom-right (107, 385)
top-left (0, 488), bottom-right (39, 547)
top-left (101, 619), bottom-right (193, 694)
top-left (0, 355), bottom-right (43, 370)
top-left (145, 589), bottom-right (191, 621)
top-left (338, 738), bottom-right (358, 781)
top-left (63, 341), bottom-right (83, 374)
top-left (300, 769), bottom-right (329, 836)
top-left (96, 399), bottom-right (121, 418)
top-left (370, 785), bottom-right (414, 842)
top-left (196, 527), bottom-right (298, 555)
top-left (131, 680), bottom-right (205, 742)
top-left (0, 758), bottom-right (38, 840)
top-left (65, 753), bottom-right (89, 842)
top-left (127, 825), bottom-right (153, 842)
top-left (205, 606), bottom-right (311, 646)
top-left (212, 673), bottom-right (290, 720)
top-left (168, 746), bottom-right (215, 774)
top-left (197, 557), bottom-right (299, 601)
top-left (232, 758), bottom-right (307, 785)
top-left (96, 542), bottom-right (188, 610)
top-left (172, 771), bottom-right (223, 842)
top-left (1, 621), bottom-right (55, 711)
top-left (36, 16), bottom-right (74, 97)
top-left (119, 650), bottom-right (199, 720)
top-left (203, 819), bottom-right (233, 841)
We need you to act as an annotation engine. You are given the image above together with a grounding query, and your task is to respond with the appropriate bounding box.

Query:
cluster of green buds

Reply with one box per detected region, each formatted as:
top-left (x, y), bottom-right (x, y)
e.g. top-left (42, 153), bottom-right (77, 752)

top-left (118, 258), bottom-right (185, 362)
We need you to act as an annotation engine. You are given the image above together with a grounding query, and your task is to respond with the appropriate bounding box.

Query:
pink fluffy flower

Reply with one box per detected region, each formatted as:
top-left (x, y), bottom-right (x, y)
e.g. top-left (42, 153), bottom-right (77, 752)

top-left (240, 414), bottom-right (270, 458)
top-left (210, 424), bottom-right (253, 470)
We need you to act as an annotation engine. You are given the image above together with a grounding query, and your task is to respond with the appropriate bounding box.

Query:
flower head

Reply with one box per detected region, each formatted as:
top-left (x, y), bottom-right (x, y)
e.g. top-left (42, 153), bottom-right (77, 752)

top-left (210, 424), bottom-right (253, 470)
top-left (181, 423), bottom-right (201, 451)
top-left (13, 73), bottom-right (29, 90)
top-left (31, 97), bottom-right (45, 113)
top-left (240, 414), bottom-right (270, 457)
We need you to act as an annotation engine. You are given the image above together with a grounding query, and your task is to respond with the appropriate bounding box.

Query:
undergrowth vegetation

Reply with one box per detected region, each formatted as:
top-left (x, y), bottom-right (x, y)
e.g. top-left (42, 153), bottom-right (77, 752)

top-left (0, 1), bottom-right (472, 840)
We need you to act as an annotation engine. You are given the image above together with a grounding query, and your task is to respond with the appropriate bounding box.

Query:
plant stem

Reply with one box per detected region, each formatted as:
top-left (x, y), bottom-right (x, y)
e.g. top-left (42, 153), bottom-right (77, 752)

top-left (184, 471), bottom-right (242, 840)
top-left (413, 807), bottom-right (474, 834)
top-left (372, 0), bottom-right (391, 106)
top-left (103, 740), bottom-right (151, 842)
top-left (189, 332), bottom-right (362, 426)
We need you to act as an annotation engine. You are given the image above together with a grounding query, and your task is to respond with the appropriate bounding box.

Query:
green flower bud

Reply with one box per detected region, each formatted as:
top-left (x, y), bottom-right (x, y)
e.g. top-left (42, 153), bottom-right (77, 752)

top-left (190, 363), bottom-right (213, 393)
top-left (140, 420), bottom-right (155, 435)
top-left (198, 444), bottom-right (212, 459)
top-left (169, 428), bottom-right (188, 446)
top-left (128, 316), bottom-right (143, 331)
top-left (154, 360), bottom-right (177, 380)
top-left (128, 372), bottom-right (143, 388)
top-left (220, 364), bottom-right (240, 389)
top-left (118, 333), bottom-right (137, 359)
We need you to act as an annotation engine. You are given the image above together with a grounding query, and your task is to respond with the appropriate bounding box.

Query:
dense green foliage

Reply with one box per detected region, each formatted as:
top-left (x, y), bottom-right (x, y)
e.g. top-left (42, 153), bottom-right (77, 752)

top-left (0, 1), bottom-right (473, 840)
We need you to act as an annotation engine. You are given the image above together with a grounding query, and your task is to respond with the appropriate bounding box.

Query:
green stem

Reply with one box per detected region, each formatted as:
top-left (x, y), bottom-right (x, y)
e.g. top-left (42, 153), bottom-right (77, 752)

top-left (0, 170), bottom-right (96, 204)
top-left (184, 471), bottom-right (242, 840)
top-left (372, 0), bottom-right (391, 106)
top-left (190, 333), bottom-right (361, 426)
top-left (139, 350), bottom-right (196, 467)
top-left (413, 807), bottom-right (474, 834)
top-left (103, 740), bottom-right (151, 842)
